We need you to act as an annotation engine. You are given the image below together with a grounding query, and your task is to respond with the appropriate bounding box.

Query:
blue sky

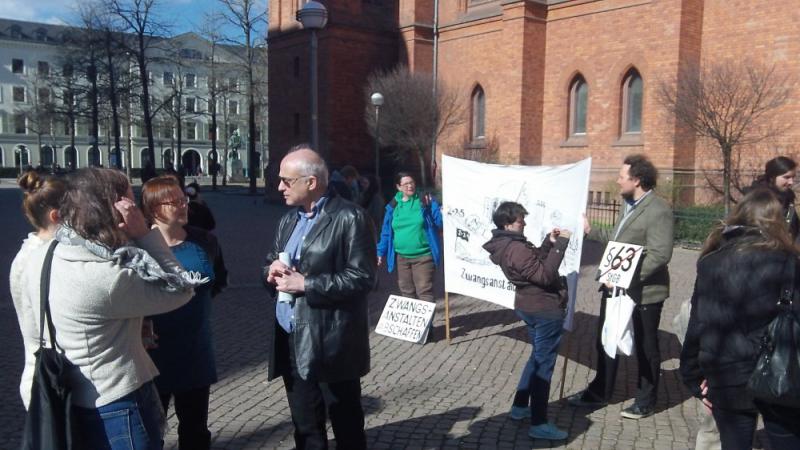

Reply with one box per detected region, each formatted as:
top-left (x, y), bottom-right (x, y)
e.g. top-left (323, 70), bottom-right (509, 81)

top-left (0, 0), bottom-right (264, 37)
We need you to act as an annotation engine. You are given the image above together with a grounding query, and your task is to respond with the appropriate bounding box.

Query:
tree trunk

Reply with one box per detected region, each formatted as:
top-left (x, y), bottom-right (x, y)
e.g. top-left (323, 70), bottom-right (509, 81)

top-left (417, 149), bottom-right (429, 187)
top-left (722, 144), bottom-right (732, 215)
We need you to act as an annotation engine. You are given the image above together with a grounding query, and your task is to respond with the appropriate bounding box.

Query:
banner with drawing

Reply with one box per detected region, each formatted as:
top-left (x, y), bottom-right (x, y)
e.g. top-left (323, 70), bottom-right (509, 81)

top-left (442, 155), bottom-right (592, 330)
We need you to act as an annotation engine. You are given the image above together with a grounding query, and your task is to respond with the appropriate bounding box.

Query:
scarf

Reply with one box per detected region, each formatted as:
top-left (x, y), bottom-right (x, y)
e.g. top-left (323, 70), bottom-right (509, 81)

top-left (55, 226), bottom-right (208, 293)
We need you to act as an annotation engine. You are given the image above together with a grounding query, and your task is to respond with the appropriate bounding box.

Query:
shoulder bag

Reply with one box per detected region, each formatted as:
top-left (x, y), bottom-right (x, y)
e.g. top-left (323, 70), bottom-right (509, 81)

top-left (746, 255), bottom-right (800, 408)
top-left (21, 240), bottom-right (76, 450)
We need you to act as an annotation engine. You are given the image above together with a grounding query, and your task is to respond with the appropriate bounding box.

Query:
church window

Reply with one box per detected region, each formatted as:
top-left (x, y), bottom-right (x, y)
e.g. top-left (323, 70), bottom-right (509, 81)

top-left (569, 75), bottom-right (588, 137)
top-left (471, 85), bottom-right (486, 141)
top-left (621, 69), bottom-right (643, 135)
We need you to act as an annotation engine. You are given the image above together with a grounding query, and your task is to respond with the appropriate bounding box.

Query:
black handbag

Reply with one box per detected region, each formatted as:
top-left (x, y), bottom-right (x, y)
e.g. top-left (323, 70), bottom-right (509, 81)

top-left (746, 256), bottom-right (800, 408)
top-left (21, 240), bottom-right (77, 450)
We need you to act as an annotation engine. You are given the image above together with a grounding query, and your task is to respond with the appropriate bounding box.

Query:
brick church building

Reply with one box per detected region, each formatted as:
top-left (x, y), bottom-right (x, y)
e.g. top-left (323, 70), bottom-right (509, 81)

top-left (268, 0), bottom-right (799, 202)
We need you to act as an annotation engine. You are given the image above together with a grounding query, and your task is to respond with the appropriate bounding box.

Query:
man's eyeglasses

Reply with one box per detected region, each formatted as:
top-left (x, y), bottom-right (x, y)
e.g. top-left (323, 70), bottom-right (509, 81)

top-left (279, 175), bottom-right (309, 187)
top-left (159, 197), bottom-right (189, 208)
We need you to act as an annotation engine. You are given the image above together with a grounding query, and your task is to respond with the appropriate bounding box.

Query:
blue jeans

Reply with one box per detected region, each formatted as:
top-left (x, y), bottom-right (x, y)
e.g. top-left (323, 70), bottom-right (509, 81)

top-left (73, 381), bottom-right (166, 450)
top-left (512, 311), bottom-right (564, 425)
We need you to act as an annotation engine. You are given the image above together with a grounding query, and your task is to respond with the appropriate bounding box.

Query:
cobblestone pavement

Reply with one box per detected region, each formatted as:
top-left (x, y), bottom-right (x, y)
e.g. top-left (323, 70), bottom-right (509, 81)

top-left (0, 184), bottom-right (764, 449)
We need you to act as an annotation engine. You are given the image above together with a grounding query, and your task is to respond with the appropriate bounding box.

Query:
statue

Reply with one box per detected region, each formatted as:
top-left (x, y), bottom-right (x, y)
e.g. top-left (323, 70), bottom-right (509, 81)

top-left (228, 130), bottom-right (245, 182)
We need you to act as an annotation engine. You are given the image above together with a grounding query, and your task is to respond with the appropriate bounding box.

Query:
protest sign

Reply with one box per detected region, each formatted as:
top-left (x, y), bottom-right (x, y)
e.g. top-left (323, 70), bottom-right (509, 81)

top-left (597, 241), bottom-right (644, 289)
top-left (375, 295), bottom-right (436, 344)
top-left (441, 155), bottom-right (591, 330)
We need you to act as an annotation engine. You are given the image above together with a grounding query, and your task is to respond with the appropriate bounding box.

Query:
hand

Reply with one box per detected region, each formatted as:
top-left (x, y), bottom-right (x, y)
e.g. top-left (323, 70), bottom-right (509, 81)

top-left (275, 270), bottom-right (305, 294)
top-left (700, 379), bottom-right (712, 414)
top-left (583, 214), bottom-right (591, 235)
top-left (266, 259), bottom-right (291, 285)
top-left (560, 229), bottom-right (572, 239)
top-left (549, 228), bottom-right (560, 243)
top-left (115, 197), bottom-right (148, 240)
top-left (377, 256), bottom-right (384, 267)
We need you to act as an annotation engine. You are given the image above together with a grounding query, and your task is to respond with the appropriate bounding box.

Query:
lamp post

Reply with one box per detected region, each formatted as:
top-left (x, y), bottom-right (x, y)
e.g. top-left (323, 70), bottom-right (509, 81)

top-left (370, 92), bottom-right (384, 178)
top-left (296, 1), bottom-right (328, 153)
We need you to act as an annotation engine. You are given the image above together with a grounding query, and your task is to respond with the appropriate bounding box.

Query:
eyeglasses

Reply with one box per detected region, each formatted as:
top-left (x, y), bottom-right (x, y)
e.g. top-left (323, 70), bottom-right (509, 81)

top-left (159, 197), bottom-right (189, 208)
top-left (279, 175), bottom-right (309, 187)
top-left (399, 181), bottom-right (416, 187)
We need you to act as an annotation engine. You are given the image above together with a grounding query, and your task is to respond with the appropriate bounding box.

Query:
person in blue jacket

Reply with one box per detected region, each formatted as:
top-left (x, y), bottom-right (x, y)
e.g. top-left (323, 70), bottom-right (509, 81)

top-left (377, 172), bottom-right (443, 340)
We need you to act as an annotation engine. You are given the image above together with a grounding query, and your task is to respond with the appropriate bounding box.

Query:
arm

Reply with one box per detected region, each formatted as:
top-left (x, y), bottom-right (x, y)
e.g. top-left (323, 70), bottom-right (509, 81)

top-left (679, 290), bottom-right (704, 398)
top-left (304, 209), bottom-right (377, 306)
top-left (511, 236), bottom-right (569, 286)
top-left (639, 205), bottom-right (674, 281)
top-left (429, 198), bottom-right (443, 230)
top-left (106, 269), bottom-right (193, 319)
top-left (376, 204), bottom-right (393, 258)
top-left (210, 237), bottom-right (228, 297)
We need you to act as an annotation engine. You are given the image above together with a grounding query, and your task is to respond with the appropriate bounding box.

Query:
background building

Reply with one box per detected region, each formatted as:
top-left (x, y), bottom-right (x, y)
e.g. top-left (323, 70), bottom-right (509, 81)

top-left (269, 0), bottom-right (800, 203)
top-left (0, 18), bottom-right (263, 180)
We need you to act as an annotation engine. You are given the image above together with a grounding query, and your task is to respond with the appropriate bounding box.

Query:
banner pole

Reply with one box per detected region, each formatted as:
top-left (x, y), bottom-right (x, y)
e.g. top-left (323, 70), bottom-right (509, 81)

top-left (559, 333), bottom-right (570, 398)
top-left (445, 291), bottom-right (451, 344)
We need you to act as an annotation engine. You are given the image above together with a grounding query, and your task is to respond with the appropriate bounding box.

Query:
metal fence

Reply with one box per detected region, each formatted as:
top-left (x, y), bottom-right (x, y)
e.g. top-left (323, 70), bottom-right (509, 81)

top-left (586, 198), bottom-right (724, 244)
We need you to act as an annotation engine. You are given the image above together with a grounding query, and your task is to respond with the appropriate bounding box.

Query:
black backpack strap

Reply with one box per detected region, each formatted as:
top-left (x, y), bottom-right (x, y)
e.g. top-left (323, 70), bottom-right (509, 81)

top-left (38, 240), bottom-right (59, 350)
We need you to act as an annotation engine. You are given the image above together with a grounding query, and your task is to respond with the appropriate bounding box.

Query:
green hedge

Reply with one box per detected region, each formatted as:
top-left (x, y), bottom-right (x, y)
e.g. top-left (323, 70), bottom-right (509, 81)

top-left (674, 205), bottom-right (724, 244)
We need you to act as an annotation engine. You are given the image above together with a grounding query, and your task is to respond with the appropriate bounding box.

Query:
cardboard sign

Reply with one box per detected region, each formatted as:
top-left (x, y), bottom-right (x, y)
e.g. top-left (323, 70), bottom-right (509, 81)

top-left (597, 241), bottom-right (644, 289)
top-left (375, 295), bottom-right (436, 344)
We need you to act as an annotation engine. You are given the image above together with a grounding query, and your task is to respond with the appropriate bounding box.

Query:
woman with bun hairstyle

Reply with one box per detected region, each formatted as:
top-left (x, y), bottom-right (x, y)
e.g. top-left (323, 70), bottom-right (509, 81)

top-left (141, 175), bottom-right (228, 450)
top-left (17, 167), bottom-right (205, 449)
top-left (9, 170), bottom-right (66, 408)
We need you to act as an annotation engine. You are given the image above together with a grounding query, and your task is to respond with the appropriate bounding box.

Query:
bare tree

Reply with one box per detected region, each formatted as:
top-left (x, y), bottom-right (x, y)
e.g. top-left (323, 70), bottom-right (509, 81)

top-left (659, 60), bottom-right (794, 213)
top-left (364, 66), bottom-right (465, 187)
top-left (198, 13), bottom-right (228, 189)
top-left (15, 76), bottom-right (57, 167)
top-left (217, 0), bottom-right (267, 194)
top-left (107, 0), bottom-right (169, 181)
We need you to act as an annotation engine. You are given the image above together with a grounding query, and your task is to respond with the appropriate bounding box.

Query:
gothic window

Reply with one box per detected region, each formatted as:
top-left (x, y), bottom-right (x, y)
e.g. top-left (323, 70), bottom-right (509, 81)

top-left (621, 69), bottom-right (643, 135)
top-left (471, 85), bottom-right (486, 141)
top-left (568, 75), bottom-right (588, 137)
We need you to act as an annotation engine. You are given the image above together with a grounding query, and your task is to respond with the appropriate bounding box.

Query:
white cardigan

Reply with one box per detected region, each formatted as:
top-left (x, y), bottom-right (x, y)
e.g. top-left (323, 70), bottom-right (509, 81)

top-left (18, 230), bottom-right (193, 408)
top-left (10, 232), bottom-right (47, 409)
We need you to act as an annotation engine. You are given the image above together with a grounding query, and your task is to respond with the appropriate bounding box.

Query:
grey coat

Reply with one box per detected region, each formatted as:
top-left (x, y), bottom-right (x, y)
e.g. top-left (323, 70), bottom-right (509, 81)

top-left (589, 192), bottom-right (674, 304)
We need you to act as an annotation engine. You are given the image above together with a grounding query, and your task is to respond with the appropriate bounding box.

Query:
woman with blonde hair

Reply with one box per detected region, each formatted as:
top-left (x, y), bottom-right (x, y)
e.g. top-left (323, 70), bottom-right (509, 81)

top-left (681, 188), bottom-right (800, 449)
top-left (17, 167), bottom-right (204, 449)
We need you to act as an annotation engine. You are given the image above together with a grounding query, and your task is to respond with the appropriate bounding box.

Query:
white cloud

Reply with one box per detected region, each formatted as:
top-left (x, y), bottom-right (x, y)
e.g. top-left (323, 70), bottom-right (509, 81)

top-left (0, 0), bottom-right (79, 24)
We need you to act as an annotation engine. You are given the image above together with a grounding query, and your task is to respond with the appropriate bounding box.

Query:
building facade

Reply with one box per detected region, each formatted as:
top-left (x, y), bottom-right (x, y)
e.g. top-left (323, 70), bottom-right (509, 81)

top-left (0, 18), bottom-right (262, 179)
top-left (269, 0), bottom-right (800, 202)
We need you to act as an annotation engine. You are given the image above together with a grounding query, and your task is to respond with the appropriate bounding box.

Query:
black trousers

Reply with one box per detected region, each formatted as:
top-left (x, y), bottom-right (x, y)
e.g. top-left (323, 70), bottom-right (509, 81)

top-left (586, 294), bottom-right (663, 408)
top-left (159, 385), bottom-right (211, 450)
top-left (282, 333), bottom-right (366, 450)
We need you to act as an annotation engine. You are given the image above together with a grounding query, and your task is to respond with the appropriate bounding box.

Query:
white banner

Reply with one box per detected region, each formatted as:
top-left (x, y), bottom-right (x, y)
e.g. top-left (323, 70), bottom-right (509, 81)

top-left (442, 155), bottom-right (591, 329)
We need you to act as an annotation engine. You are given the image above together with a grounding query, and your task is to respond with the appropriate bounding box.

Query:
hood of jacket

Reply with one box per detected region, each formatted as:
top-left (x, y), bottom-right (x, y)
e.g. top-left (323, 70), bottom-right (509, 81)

top-left (483, 229), bottom-right (527, 265)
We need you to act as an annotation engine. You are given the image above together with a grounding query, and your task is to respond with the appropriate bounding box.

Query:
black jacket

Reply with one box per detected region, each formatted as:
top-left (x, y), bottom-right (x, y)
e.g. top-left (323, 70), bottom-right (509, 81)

top-left (263, 193), bottom-right (377, 382)
top-left (483, 229), bottom-right (569, 314)
top-left (680, 227), bottom-right (796, 410)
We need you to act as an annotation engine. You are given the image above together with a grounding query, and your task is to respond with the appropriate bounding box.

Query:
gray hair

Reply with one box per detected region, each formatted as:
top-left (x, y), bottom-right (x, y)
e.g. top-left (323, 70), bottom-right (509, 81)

top-left (287, 144), bottom-right (329, 186)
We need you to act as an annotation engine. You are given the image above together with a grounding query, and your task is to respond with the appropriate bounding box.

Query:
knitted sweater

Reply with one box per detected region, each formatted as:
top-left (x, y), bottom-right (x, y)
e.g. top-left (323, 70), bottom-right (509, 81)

top-left (18, 230), bottom-right (193, 408)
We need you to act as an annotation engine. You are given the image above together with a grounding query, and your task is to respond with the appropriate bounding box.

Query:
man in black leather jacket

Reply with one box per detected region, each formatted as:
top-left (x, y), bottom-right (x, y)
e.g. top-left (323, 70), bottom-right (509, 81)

top-left (263, 146), bottom-right (376, 450)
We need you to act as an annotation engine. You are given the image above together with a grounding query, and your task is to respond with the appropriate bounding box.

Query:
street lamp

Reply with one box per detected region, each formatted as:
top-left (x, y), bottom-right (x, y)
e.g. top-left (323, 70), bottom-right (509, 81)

top-left (370, 92), bottom-right (384, 178)
top-left (296, 1), bottom-right (328, 153)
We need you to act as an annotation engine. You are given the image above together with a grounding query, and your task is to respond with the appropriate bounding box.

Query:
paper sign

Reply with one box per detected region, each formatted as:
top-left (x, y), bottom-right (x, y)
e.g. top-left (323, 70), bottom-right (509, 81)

top-left (597, 241), bottom-right (644, 289)
top-left (375, 295), bottom-right (436, 344)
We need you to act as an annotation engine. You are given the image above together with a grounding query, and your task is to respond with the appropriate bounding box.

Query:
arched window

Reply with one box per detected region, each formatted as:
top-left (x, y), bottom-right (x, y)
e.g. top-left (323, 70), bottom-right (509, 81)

top-left (621, 69), bottom-right (643, 135)
top-left (88, 147), bottom-right (101, 167)
top-left (64, 146), bottom-right (78, 169)
top-left (140, 148), bottom-right (152, 168)
top-left (568, 75), bottom-right (588, 137)
top-left (15, 146), bottom-right (30, 167)
top-left (162, 148), bottom-right (174, 169)
top-left (471, 85), bottom-right (486, 141)
top-left (41, 145), bottom-right (54, 167)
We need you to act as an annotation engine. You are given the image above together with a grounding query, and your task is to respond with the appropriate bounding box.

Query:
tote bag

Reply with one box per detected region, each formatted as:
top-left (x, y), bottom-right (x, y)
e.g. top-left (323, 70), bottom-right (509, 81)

top-left (21, 241), bottom-right (76, 450)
